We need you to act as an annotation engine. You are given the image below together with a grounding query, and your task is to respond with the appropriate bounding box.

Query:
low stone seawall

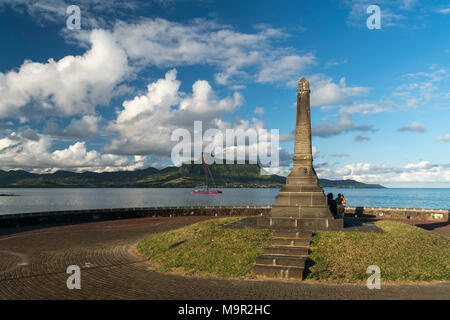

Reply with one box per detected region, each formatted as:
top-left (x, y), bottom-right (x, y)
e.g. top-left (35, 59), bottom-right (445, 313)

top-left (345, 206), bottom-right (449, 221)
top-left (0, 205), bottom-right (448, 228)
top-left (0, 206), bottom-right (271, 228)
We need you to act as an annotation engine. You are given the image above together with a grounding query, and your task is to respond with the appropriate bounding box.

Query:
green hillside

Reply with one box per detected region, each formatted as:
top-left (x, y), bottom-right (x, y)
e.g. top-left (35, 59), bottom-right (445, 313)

top-left (0, 163), bottom-right (283, 188)
top-left (0, 163), bottom-right (385, 188)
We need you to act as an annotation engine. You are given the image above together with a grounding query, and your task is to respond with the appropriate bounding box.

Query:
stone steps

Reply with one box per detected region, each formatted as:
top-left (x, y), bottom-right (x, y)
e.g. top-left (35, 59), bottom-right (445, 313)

top-left (252, 265), bottom-right (304, 279)
top-left (256, 255), bottom-right (307, 268)
top-left (262, 246), bottom-right (309, 256)
top-left (257, 216), bottom-right (343, 230)
top-left (272, 230), bottom-right (312, 239)
top-left (269, 238), bottom-right (310, 247)
top-left (269, 206), bottom-right (333, 217)
top-left (252, 232), bottom-right (312, 280)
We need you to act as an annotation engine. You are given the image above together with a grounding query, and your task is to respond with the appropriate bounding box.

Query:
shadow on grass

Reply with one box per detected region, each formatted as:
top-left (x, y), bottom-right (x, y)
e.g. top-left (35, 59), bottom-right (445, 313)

top-left (342, 217), bottom-right (385, 233)
top-left (303, 256), bottom-right (316, 279)
top-left (169, 240), bottom-right (186, 249)
top-left (415, 221), bottom-right (449, 231)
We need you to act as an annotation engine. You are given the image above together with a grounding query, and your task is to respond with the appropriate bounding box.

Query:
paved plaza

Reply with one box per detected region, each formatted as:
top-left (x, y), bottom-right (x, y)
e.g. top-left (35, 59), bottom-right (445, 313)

top-left (0, 216), bottom-right (448, 300)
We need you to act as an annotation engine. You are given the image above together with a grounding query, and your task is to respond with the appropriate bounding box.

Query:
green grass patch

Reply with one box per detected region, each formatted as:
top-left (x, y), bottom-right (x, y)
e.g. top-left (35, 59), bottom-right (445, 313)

top-left (307, 220), bottom-right (450, 283)
top-left (137, 217), bottom-right (272, 278)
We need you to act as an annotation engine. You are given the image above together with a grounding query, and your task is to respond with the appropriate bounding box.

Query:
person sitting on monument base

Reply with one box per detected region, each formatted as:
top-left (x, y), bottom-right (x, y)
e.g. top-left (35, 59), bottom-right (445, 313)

top-left (336, 193), bottom-right (346, 218)
top-left (327, 193), bottom-right (337, 216)
top-left (341, 194), bottom-right (347, 217)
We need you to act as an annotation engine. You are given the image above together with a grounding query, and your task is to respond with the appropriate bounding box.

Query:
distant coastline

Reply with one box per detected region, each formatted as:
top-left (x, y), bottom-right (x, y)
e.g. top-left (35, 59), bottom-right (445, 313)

top-left (318, 178), bottom-right (385, 189)
top-left (0, 163), bottom-right (386, 189)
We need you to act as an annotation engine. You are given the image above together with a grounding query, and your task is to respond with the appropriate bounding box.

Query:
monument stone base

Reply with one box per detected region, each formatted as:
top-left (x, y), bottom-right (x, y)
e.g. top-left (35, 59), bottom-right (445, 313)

top-left (257, 166), bottom-right (343, 231)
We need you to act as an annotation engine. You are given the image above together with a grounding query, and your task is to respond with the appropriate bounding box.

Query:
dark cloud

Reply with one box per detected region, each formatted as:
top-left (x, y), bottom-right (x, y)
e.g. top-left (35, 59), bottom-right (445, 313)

top-left (397, 122), bottom-right (427, 133)
top-left (312, 112), bottom-right (377, 138)
top-left (354, 133), bottom-right (371, 142)
top-left (329, 153), bottom-right (350, 158)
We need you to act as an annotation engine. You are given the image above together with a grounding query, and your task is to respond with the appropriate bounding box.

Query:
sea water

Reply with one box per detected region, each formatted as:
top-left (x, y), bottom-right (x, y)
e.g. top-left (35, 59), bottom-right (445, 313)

top-left (0, 188), bottom-right (449, 215)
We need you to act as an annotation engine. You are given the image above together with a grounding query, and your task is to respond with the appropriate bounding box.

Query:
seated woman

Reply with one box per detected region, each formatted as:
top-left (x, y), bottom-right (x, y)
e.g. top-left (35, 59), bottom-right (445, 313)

top-left (336, 193), bottom-right (346, 218)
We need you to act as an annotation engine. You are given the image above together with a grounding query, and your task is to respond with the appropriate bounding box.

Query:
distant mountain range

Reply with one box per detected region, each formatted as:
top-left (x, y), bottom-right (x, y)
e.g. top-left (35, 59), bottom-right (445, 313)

top-left (0, 163), bottom-right (386, 188)
top-left (317, 178), bottom-right (385, 189)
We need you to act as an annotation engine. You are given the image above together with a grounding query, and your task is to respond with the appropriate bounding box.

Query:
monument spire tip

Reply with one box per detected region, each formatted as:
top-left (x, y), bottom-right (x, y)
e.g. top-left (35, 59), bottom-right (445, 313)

top-left (297, 77), bottom-right (310, 93)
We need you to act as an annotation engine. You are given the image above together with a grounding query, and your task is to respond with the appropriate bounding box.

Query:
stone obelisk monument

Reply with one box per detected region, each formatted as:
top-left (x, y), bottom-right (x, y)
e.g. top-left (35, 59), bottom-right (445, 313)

top-left (257, 78), bottom-right (343, 230)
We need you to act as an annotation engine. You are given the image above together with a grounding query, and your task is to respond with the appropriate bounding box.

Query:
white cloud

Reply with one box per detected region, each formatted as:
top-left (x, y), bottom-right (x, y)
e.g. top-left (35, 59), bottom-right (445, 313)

top-left (324, 59), bottom-right (347, 69)
top-left (257, 54), bottom-right (316, 84)
top-left (0, 29), bottom-right (130, 119)
top-left (404, 67), bottom-right (447, 82)
top-left (340, 102), bottom-right (391, 115)
top-left (310, 76), bottom-right (370, 106)
top-left (404, 161), bottom-right (434, 169)
top-left (438, 8), bottom-right (450, 14)
top-left (106, 69), bottom-right (243, 156)
top-left (0, 16), bottom-right (313, 172)
top-left (254, 107), bottom-right (265, 115)
top-left (209, 117), bottom-right (284, 164)
top-left (0, 132), bottom-right (145, 172)
top-left (436, 134), bottom-right (450, 142)
top-left (394, 66), bottom-right (448, 108)
top-left (0, 17), bottom-right (315, 121)
top-left (0, 0), bottom-right (141, 28)
top-left (312, 146), bottom-right (319, 158)
top-left (111, 18), bottom-right (315, 87)
top-left (397, 121), bottom-right (427, 133)
top-left (105, 70), bottom-right (288, 171)
top-left (393, 81), bottom-right (437, 107)
top-left (317, 160), bottom-right (450, 183)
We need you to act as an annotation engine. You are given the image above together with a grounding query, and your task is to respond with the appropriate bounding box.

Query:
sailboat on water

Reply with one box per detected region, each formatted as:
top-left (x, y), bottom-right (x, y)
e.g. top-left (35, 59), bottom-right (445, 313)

top-left (191, 156), bottom-right (222, 194)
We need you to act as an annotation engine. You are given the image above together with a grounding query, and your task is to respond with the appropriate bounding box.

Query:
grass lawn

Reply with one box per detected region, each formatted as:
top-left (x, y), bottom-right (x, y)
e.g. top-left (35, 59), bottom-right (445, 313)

top-left (308, 219), bottom-right (450, 283)
top-left (137, 217), bottom-right (272, 278)
top-left (137, 217), bottom-right (449, 283)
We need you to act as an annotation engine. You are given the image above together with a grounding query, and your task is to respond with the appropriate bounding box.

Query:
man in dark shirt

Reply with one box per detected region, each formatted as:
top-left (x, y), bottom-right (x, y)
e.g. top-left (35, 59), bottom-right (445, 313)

top-left (327, 193), bottom-right (337, 216)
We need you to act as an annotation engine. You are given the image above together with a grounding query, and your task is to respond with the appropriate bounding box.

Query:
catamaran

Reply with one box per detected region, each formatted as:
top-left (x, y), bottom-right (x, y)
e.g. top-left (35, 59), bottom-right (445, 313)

top-left (191, 158), bottom-right (222, 194)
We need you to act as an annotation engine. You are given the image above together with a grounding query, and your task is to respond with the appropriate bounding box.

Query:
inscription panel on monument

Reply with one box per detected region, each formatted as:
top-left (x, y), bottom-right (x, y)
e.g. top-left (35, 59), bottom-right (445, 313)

top-left (294, 125), bottom-right (311, 155)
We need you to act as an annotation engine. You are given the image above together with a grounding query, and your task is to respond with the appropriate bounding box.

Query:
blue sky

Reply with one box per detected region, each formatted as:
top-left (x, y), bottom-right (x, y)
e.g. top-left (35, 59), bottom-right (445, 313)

top-left (0, 0), bottom-right (449, 187)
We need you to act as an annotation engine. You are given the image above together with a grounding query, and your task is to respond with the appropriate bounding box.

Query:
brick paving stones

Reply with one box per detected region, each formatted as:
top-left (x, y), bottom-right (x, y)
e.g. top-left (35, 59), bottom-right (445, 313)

top-left (0, 216), bottom-right (448, 300)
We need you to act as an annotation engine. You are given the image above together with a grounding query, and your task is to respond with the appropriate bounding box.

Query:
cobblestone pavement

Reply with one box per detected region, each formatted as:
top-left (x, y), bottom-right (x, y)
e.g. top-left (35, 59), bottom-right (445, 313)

top-left (0, 216), bottom-right (449, 300)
